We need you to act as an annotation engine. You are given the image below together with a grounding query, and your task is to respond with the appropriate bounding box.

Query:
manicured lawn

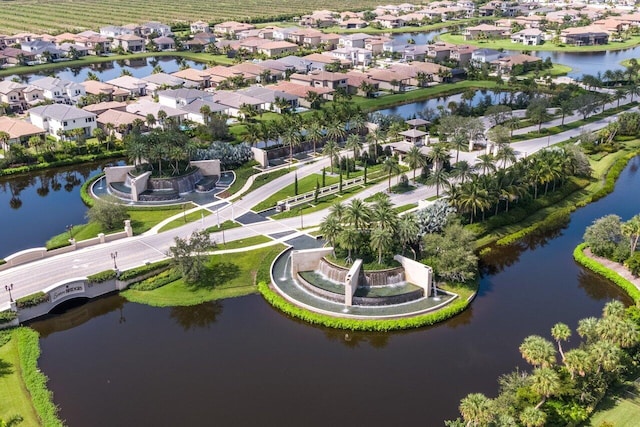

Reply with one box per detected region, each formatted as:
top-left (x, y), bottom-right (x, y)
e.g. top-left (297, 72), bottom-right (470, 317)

top-left (204, 220), bottom-right (241, 233)
top-left (223, 163), bottom-right (261, 196)
top-left (252, 171), bottom-right (340, 212)
top-left (440, 33), bottom-right (640, 52)
top-left (158, 209), bottom-right (212, 233)
top-left (240, 167), bottom-right (292, 198)
top-left (121, 244), bottom-right (286, 306)
top-left (214, 235), bottom-right (271, 250)
top-left (519, 63), bottom-right (572, 78)
top-left (322, 16), bottom-right (497, 34)
top-left (0, 330), bottom-right (40, 427)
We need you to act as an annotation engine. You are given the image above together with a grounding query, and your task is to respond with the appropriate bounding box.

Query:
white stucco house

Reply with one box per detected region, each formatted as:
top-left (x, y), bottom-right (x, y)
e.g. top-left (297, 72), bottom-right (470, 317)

top-left (29, 104), bottom-right (97, 140)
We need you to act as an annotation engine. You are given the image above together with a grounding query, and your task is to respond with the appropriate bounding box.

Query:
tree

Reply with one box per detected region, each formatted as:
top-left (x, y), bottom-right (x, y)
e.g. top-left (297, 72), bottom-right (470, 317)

top-left (338, 227), bottom-right (360, 263)
top-left (519, 406), bottom-right (546, 427)
top-left (422, 222), bottom-right (478, 282)
top-left (382, 157), bottom-right (400, 191)
top-left (558, 100), bottom-right (574, 126)
top-left (322, 139), bottom-right (340, 172)
top-left (345, 134), bottom-right (362, 162)
top-left (426, 167), bottom-right (449, 197)
top-left (551, 323), bottom-right (571, 361)
top-left (86, 195), bottom-right (129, 231)
top-left (474, 154), bottom-right (496, 175)
top-left (344, 198), bottom-right (371, 231)
top-left (525, 98), bottom-right (551, 132)
top-left (621, 214), bottom-right (640, 253)
top-left (404, 145), bottom-right (426, 183)
top-left (426, 142), bottom-right (451, 171)
top-left (319, 214), bottom-right (342, 253)
top-left (530, 367), bottom-right (561, 409)
top-left (495, 143), bottom-right (516, 169)
top-left (451, 160), bottom-right (475, 185)
top-left (0, 131), bottom-right (10, 152)
top-left (370, 227), bottom-right (394, 264)
top-left (487, 125), bottom-right (510, 146)
top-left (168, 230), bottom-right (212, 284)
top-left (583, 214), bottom-right (627, 259)
top-left (458, 393), bottom-right (494, 427)
top-left (305, 117), bottom-right (324, 156)
top-left (519, 335), bottom-right (556, 368)
top-left (485, 105), bottom-right (512, 126)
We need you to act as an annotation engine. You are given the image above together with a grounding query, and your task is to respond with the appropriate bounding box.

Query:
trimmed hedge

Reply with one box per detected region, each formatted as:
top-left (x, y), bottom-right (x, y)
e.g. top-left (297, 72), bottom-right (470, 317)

top-left (573, 243), bottom-right (640, 303)
top-left (86, 269), bottom-right (117, 283)
top-left (16, 292), bottom-right (49, 309)
top-left (129, 268), bottom-right (181, 291)
top-left (118, 259), bottom-right (172, 281)
top-left (0, 151), bottom-right (125, 177)
top-left (14, 328), bottom-right (64, 427)
top-left (80, 173), bottom-right (104, 207)
top-left (0, 310), bottom-right (17, 324)
top-left (257, 281), bottom-right (473, 332)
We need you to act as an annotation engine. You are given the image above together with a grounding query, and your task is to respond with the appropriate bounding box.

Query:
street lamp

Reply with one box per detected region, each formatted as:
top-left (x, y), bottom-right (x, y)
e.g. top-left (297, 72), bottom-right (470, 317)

top-left (4, 283), bottom-right (14, 303)
top-left (66, 224), bottom-right (73, 240)
top-left (111, 251), bottom-right (118, 270)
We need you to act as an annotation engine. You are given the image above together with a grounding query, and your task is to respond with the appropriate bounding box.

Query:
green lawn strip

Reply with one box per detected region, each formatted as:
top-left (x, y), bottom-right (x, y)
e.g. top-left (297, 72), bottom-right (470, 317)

top-left (349, 80), bottom-right (498, 112)
top-left (269, 184), bottom-right (366, 219)
top-left (321, 17), bottom-right (497, 34)
top-left (121, 244), bottom-right (286, 307)
top-left (511, 103), bottom-right (639, 142)
top-left (204, 220), bottom-right (241, 233)
top-left (394, 203), bottom-right (418, 213)
top-left (0, 329), bottom-right (41, 427)
top-left (157, 210), bottom-right (213, 233)
top-left (252, 171), bottom-right (340, 211)
top-left (258, 278), bottom-right (477, 331)
top-left (45, 204), bottom-right (192, 249)
top-left (0, 51), bottom-right (230, 78)
top-left (573, 243), bottom-right (640, 303)
top-left (621, 58), bottom-right (640, 67)
top-left (213, 235), bottom-right (271, 250)
top-left (222, 163), bottom-right (261, 196)
top-left (518, 63), bottom-right (572, 78)
top-left (475, 141), bottom-right (640, 248)
top-left (0, 328), bottom-right (62, 427)
top-left (587, 390), bottom-right (640, 427)
top-left (439, 33), bottom-right (640, 52)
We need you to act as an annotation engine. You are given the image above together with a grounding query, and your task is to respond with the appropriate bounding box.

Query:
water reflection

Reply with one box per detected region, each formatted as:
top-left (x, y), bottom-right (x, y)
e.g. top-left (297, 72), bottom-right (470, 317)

top-left (169, 301), bottom-right (224, 331)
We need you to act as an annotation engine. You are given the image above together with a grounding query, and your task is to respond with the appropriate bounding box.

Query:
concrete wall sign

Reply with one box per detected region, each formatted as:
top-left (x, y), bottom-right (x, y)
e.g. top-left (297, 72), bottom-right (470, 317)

top-left (50, 281), bottom-right (85, 303)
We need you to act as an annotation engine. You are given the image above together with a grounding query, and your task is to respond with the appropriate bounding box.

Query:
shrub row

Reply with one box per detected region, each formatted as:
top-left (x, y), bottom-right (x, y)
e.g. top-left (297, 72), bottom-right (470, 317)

top-left (129, 268), bottom-right (181, 291)
top-left (79, 173), bottom-right (103, 207)
top-left (14, 328), bottom-right (64, 427)
top-left (573, 243), bottom-right (640, 303)
top-left (118, 259), bottom-right (172, 281)
top-left (46, 240), bottom-right (72, 251)
top-left (257, 281), bottom-right (471, 332)
top-left (0, 310), bottom-right (17, 324)
top-left (16, 292), bottom-right (49, 309)
top-left (497, 207), bottom-right (572, 246)
top-left (86, 270), bottom-right (117, 284)
top-left (0, 151), bottom-right (125, 177)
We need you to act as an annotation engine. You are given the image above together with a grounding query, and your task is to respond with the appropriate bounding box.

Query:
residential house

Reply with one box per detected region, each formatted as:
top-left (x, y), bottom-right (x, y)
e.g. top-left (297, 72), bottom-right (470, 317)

top-left (82, 101), bottom-right (128, 115)
top-left (471, 48), bottom-right (504, 63)
top-left (426, 42), bottom-right (453, 62)
top-left (339, 33), bottom-right (370, 49)
top-left (158, 88), bottom-right (214, 109)
top-left (272, 81), bottom-right (334, 106)
top-left (301, 53), bottom-right (350, 71)
top-left (99, 26), bottom-right (137, 38)
top-left (75, 34), bottom-right (111, 55)
top-left (340, 18), bottom-right (368, 30)
top-left (289, 28), bottom-right (324, 48)
top-left (125, 100), bottom-right (186, 127)
top-left (403, 44), bottom-right (430, 62)
top-left (112, 34), bottom-right (145, 52)
top-left (329, 47), bottom-right (372, 66)
top-left (382, 40), bottom-right (409, 54)
top-left (142, 73), bottom-right (195, 92)
top-left (391, 62), bottom-right (452, 84)
top-left (81, 80), bottom-right (129, 102)
top-left (213, 21), bottom-right (255, 36)
top-left (560, 26), bottom-right (609, 46)
top-left (105, 76), bottom-right (148, 97)
top-left (0, 116), bottom-right (45, 149)
top-left (171, 68), bottom-right (211, 89)
top-left (362, 68), bottom-right (411, 92)
top-left (190, 21), bottom-right (211, 34)
top-left (464, 23), bottom-right (509, 40)
top-left (20, 40), bottom-right (64, 61)
top-left (0, 80), bottom-right (27, 112)
top-left (511, 28), bottom-right (544, 45)
top-left (450, 44), bottom-right (477, 65)
top-left (289, 70), bottom-right (348, 90)
top-left (152, 36), bottom-right (176, 51)
top-left (238, 86), bottom-right (299, 113)
top-left (257, 59), bottom-right (295, 80)
top-left (30, 77), bottom-right (85, 104)
top-left (493, 53), bottom-right (542, 74)
top-left (375, 15), bottom-right (405, 29)
top-left (58, 43), bottom-right (90, 58)
top-left (257, 41), bottom-right (299, 57)
top-left (321, 33), bottom-right (341, 50)
top-left (29, 104), bottom-right (97, 140)
top-left (22, 85), bottom-right (45, 107)
top-left (365, 36), bottom-right (389, 55)
top-left (344, 71), bottom-right (379, 96)
top-left (0, 47), bottom-right (37, 65)
top-left (141, 22), bottom-right (173, 38)
top-left (210, 91), bottom-right (264, 118)
top-left (97, 109), bottom-right (145, 137)
top-left (299, 11), bottom-right (337, 28)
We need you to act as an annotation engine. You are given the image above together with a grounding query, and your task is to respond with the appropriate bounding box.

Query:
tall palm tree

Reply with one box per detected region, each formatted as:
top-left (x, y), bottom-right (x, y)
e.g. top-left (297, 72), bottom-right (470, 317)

top-left (326, 119), bottom-right (346, 144)
top-left (370, 227), bottom-right (394, 264)
top-left (366, 128), bottom-right (385, 163)
top-left (451, 160), bottom-right (475, 184)
top-left (495, 143), bottom-right (517, 169)
top-left (338, 227), bottom-right (360, 264)
top-left (563, 348), bottom-right (591, 380)
top-left (322, 140), bottom-right (340, 172)
top-left (345, 134), bottom-right (362, 162)
top-left (382, 157), bottom-right (400, 191)
top-left (622, 214), bottom-right (640, 253)
top-left (519, 335), bottom-right (557, 368)
top-left (404, 145), bottom-right (426, 183)
top-left (319, 215), bottom-right (342, 254)
top-left (474, 153), bottom-right (496, 175)
top-left (426, 142), bottom-right (450, 171)
top-left (371, 199), bottom-right (397, 231)
top-left (450, 133), bottom-right (467, 163)
top-left (426, 167), bottom-right (450, 197)
top-left (397, 214), bottom-right (418, 256)
top-left (304, 116), bottom-right (325, 156)
top-left (458, 393), bottom-right (494, 427)
top-left (281, 122), bottom-right (302, 167)
top-left (344, 198), bottom-right (371, 231)
top-left (530, 367), bottom-right (561, 409)
top-left (519, 406), bottom-right (546, 427)
top-left (0, 131), bottom-right (11, 152)
top-left (458, 180), bottom-right (490, 224)
top-left (328, 202), bottom-right (346, 221)
top-left (551, 323), bottom-right (571, 361)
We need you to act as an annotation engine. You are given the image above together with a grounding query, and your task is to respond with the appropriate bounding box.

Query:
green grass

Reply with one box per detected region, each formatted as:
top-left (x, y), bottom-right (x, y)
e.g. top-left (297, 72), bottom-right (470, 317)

top-left (439, 33), bottom-right (640, 52)
top-left (0, 329), bottom-right (41, 427)
top-left (223, 163), bottom-right (261, 196)
top-left (519, 63), bottom-right (572, 78)
top-left (214, 235), bottom-right (271, 250)
top-left (252, 171), bottom-right (340, 212)
top-left (322, 16), bottom-right (497, 34)
top-left (587, 384), bottom-right (640, 427)
top-left (394, 203), bottom-right (418, 213)
top-left (121, 244), bottom-right (285, 306)
top-left (157, 209), bottom-right (213, 233)
top-left (204, 220), bottom-right (241, 233)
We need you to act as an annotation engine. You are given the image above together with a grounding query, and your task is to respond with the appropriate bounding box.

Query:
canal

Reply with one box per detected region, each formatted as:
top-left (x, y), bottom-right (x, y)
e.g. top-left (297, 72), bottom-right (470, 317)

top-left (24, 156), bottom-right (639, 426)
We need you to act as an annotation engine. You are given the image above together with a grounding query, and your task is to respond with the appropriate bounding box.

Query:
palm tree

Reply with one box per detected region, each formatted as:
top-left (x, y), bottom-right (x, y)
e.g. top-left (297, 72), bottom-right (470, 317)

top-left (614, 88), bottom-right (626, 108)
top-left (495, 143), bottom-right (516, 169)
top-left (382, 157), bottom-right (400, 191)
top-left (519, 406), bottom-right (546, 427)
top-left (326, 119), bottom-right (346, 144)
top-left (519, 335), bottom-right (557, 368)
top-left (590, 340), bottom-right (623, 374)
top-left (338, 227), bottom-right (360, 264)
top-left (426, 167), bottom-right (449, 197)
top-left (366, 128), bottom-right (385, 163)
top-left (404, 146), bottom-right (426, 183)
top-left (622, 214), bottom-right (640, 253)
top-left (328, 202), bottom-right (346, 221)
top-left (345, 134), bottom-right (362, 163)
top-left (304, 117), bottom-right (324, 155)
top-left (458, 393), bottom-right (494, 427)
top-left (458, 180), bottom-right (490, 224)
top-left (474, 153), bottom-right (496, 175)
top-left (344, 198), bottom-right (371, 231)
top-left (145, 113), bottom-right (156, 128)
top-left (305, 90), bottom-right (322, 109)
top-left (563, 348), bottom-right (591, 380)
top-left (450, 133), bottom-right (467, 163)
top-left (530, 367), bottom-right (561, 409)
top-left (322, 140), bottom-right (340, 172)
top-left (319, 215), bottom-right (342, 254)
top-left (426, 142), bottom-right (450, 171)
top-left (0, 131), bottom-right (10, 152)
top-left (370, 227), bottom-right (394, 264)
top-left (397, 214), bottom-right (418, 256)
top-left (451, 160), bottom-right (475, 184)
top-left (551, 323), bottom-right (571, 361)
top-left (281, 123), bottom-right (302, 167)
top-left (558, 100), bottom-right (574, 126)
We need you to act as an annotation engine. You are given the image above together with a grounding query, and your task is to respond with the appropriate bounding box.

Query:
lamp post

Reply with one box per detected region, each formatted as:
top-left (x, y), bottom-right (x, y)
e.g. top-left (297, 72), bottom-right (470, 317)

top-left (111, 251), bottom-right (118, 270)
top-left (66, 224), bottom-right (73, 240)
top-left (4, 283), bottom-right (14, 303)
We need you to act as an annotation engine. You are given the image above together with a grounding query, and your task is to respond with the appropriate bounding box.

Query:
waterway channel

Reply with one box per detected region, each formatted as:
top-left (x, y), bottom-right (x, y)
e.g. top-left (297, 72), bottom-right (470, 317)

top-left (21, 156), bottom-right (639, 426)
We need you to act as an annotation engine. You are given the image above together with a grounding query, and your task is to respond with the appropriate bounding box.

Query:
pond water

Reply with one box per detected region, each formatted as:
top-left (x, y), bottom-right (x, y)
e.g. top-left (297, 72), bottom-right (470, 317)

top-left (0, 160), bottom-right (122, 258)
top-left (533, 46), bottom-right (640, 79)
top-left (26, 157), bottom-right (640, 426)
top-left (7, 56), bottom-right (204, 84)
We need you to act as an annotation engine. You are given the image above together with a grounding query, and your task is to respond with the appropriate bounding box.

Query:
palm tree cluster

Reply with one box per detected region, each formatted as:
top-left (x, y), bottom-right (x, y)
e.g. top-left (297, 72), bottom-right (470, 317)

top-left (445, 146), bottom-right (590, 224)
top-left (124, 128), bottom-right (198, 177)
top-left (319, 194), bottom-right (419, 265)
top-left (447, 301), bottom-right (640, 427)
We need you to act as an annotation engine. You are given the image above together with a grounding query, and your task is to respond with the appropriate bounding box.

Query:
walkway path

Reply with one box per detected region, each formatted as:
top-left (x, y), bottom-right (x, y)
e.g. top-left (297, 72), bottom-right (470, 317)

top-left (584, 247), bottom-right (640, 291)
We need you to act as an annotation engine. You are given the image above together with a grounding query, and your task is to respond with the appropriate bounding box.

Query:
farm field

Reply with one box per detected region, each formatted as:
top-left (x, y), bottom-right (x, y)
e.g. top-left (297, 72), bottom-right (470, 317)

top-left (0, 0), bottom-right (382, 35)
